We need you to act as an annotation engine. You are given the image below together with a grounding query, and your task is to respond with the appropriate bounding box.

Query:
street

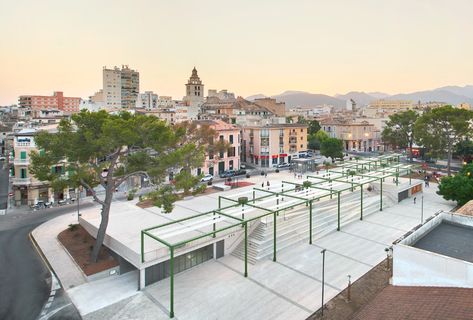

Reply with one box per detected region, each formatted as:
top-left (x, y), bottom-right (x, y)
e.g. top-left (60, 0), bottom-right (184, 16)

top-left (0, 202), bottom-right (95, 320)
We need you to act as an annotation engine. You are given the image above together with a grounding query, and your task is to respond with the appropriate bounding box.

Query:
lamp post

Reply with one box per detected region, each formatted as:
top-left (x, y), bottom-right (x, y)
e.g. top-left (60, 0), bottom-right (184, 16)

top-left (76, 185), bottom-right (83, 223)
top-left (321, 248), bottom-right (326, 316)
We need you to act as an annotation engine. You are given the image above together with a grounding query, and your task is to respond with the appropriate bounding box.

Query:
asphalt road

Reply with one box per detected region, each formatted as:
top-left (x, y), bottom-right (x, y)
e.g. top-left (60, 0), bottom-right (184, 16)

top-left (0, 202), bottom-right (96, 320)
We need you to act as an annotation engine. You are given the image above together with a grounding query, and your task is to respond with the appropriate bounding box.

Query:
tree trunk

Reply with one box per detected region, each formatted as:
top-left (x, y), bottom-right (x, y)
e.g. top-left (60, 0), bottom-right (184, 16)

top-left (447, 142), bottom-right (452, 177)
top-left (91, 173), bottom-right (116, 262)
top-left (409, 140), bottom-right (413, 163)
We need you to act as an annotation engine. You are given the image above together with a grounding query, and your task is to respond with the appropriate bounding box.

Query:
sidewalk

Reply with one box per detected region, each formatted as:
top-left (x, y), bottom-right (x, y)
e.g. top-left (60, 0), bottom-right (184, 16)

top-left (32, 214), bottom-right (87, 289)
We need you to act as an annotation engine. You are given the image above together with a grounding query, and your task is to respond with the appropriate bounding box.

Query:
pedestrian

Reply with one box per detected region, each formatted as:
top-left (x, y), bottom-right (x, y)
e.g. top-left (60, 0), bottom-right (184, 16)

top-left (267, 181), bottom-right (270, 187)
top-left (265, 172), bottom-right (267, 178)
top-left (393, 177), bottom-right (395, 183)
top-left (262, 182), bottom-right (264, 188)
top-left (414, 197), bottom-right (417, 204)
top-left (294, 172), bottom-right (297, 179)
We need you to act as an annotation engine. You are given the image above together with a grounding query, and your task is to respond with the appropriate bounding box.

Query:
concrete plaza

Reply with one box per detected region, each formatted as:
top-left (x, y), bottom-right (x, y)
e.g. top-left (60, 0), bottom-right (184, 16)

top-left (143, 183), bottom-right (454, 320)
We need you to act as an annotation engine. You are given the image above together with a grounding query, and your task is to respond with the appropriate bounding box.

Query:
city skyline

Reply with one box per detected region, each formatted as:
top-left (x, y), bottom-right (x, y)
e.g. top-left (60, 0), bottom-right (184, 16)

top-left (1, 0), bottom-right (473, 105)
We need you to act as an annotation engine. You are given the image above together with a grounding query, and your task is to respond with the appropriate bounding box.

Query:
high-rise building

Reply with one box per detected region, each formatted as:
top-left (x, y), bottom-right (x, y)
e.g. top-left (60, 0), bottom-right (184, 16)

top-left (103, 65), bottom-right (139, 109)
top-left (18, 91), bottom-right (81, 115)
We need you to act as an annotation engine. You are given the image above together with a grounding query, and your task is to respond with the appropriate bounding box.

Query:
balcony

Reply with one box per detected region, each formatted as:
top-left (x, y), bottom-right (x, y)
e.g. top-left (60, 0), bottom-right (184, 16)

top-left (12, 177), bottom-right (31, 185)
top-left (289, 131), bottom-right (297, 137)
top-left (15, 141), bottom-right (31, 147)
top-left (13, 159), bottom-right (29, 165)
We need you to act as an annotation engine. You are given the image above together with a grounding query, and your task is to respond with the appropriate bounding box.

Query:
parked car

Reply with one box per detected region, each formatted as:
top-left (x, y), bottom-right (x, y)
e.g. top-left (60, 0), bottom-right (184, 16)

top-left (200, 174), bottom-right (213, 182)
top-left (233, 169), bottom-right (247, 176)
top-left (240, 164), bottom-right (246, 169)
top-left (219, 170), bottom-right (235, 178)
top-left (277, 163), bottom-right (291, 168)
top-left (0, 156), bottom-right (5, 161)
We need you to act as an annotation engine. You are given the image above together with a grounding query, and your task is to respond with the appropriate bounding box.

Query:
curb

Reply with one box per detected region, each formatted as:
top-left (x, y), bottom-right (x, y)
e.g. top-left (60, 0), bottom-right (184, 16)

top-left (29, 231), bottom-right (63, 288)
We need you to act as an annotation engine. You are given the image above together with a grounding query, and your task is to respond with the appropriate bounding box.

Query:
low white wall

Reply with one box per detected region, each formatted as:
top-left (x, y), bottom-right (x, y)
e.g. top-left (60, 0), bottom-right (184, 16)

top-left (393, 243), bottom-right (473, 288)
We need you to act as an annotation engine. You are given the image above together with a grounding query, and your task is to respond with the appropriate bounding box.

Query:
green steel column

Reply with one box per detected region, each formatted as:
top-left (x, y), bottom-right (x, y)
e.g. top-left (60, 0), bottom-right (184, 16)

top-left (337, 192), bottom-right (341, 231)
top-left (213, 211), bottom-right (216, 238)
top-left (360, 184), bottom-right (363, 220)
top-left (218, 196), bottom-right (221, 209)
top-left (141, 231), bottom-right (144, 263)
top-left (252, 190), bottom-right (255, 203)
top-left (273, 212), bottom-right (277, 262)
top-left (380, 179), bottom-right (383, 211)
top-left (309, 201), bottom-right (313, 244)
top-left (396, 173), bottom-right (399, 186)
top-left (244, 222), bottom-right (248, 277)
top-left (170, 246), bottom-right (175, 318)
top-left (409, 169), bottom-right (412, 185)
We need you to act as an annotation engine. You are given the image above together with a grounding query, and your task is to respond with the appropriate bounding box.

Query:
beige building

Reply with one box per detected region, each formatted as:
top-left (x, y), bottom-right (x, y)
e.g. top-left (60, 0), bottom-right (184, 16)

top-left (253, 98), bottom-right (286, 117)
top-left (321, 119), bottom-right (381, 152)
top-left (11, 127), bottom-right (70, 206)
top-left (241, 123), bottom-right (308, 167)
top-left (457, 103), bottom-right (472, 110)
top-left (103, 65), bottom-right (140, 109)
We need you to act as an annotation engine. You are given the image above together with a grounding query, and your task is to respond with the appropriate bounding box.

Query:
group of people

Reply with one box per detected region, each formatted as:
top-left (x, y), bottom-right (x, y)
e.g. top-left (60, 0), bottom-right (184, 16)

top-left (293, 172), bottom-right (304, 179)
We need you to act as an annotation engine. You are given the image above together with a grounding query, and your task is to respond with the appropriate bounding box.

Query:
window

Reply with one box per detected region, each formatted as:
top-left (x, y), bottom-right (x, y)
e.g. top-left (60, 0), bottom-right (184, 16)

top-left (20, 151), bottom-right (27, 160)
top-left (229, 135), bottom-right (233, 144)
top-left (20, 168), bottom-right (27, 179)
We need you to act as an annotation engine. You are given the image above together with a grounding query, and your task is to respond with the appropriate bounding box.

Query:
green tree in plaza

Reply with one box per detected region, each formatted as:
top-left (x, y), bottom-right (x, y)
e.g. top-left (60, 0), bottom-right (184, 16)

top-left (414, 106), bottom-right (473, 176)
top-left (381, 110), bottom-right (418, 162)
top-left (307, 120), bottom-right (321, 135)
top-left (308, 130), bottom-right (329, 150)
top-left (437, 163), bottom-right (473, 206)
top-left (320, 137), bottom-right (344, 159)
top-left (30, 110), bottom-right (212, 262)
top-left (455, 139), bottom-right (473, 164)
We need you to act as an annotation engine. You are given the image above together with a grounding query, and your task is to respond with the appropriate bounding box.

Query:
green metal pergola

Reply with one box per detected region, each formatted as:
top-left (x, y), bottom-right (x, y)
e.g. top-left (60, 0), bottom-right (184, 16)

top-left (139, 154), bottom-right (412, 318)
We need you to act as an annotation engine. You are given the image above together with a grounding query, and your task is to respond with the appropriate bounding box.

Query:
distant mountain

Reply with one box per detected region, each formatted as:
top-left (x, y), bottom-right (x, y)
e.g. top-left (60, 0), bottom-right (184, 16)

top-left (435, 85), bottom-right (473, 99)
top-left (388, 89), bottom-right (473, 105)
top-left (246, 85), bottom-right (473, 109)
top-left (335, 91), bottom-right (379, 106)
top-left (246, 94), bottom-right (267, 101)
top-left (271, 91), bottom-right (346, 109)
top-left (368, 92), bottom-right (390, 99)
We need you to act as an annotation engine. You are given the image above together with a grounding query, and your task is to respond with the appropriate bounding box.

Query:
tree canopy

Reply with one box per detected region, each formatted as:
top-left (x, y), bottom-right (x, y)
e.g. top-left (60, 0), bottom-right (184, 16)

top-left (381, 110), bottom-right (418, 162)
top-left (414, 106), bottom-right (473, 175)
top-left (30, 110), bottom-right (213, 261)
top-left (320, 137), bottom-right (343, 159)
top-left (437, 163), bottom-right (473, 206)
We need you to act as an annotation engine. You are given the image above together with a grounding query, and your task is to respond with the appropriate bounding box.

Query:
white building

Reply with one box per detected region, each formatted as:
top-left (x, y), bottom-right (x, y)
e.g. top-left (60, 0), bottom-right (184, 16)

top-left (136, 91), bottom-right (158, 110)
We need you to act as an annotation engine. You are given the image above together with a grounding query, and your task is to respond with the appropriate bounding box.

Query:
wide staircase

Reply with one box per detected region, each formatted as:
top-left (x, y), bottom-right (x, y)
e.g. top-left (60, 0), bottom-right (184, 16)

top-left (231, 186), bottom-right (396, 263)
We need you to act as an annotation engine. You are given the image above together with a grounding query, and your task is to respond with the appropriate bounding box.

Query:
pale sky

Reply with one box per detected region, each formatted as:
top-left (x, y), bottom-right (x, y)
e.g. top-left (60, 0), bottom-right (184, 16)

top-left (1, 0), bottom-right (472, 105)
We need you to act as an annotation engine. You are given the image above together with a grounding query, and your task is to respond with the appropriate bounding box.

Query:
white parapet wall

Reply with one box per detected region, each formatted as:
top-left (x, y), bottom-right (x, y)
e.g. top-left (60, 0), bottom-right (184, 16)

top-left (393, 212), bottom-right (473, 288)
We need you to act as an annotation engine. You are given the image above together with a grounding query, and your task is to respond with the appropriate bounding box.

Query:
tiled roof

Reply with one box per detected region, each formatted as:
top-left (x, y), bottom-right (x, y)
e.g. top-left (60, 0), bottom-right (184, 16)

top-left (352, 286), bottom-right (473, 320)
top-left (457, 200), bottom-right (473, 216)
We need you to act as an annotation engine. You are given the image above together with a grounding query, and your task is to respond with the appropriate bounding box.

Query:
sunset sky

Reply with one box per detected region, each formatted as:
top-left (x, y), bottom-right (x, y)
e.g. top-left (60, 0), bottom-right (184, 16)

top-left (1, 0), bottom-right (472, 105)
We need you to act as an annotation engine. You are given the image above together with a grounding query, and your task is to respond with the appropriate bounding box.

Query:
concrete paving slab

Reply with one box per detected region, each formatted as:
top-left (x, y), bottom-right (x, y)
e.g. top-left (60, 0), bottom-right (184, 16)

top-left (145, 260), bottom-right (311, 320)
top-left (83, 292), bottom-right (168, 320)
top-left (68, 271), bottom-right (139, 316)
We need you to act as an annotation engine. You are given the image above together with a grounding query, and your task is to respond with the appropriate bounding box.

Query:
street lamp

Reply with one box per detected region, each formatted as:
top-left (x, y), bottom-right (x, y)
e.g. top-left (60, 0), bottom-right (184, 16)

top-left (421, 193), bottom-right (424, 224)
top-left (76, 185), bottom-right (83, 223)
top-left (321, 249), bottom-right (326, 316)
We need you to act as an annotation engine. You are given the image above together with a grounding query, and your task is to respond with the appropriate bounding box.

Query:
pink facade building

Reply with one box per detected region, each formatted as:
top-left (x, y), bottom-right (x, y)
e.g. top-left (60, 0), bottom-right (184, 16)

top-left (19, 91), bottom-right (81, 115)
top-left (194, 120), bottom-right (241, 176)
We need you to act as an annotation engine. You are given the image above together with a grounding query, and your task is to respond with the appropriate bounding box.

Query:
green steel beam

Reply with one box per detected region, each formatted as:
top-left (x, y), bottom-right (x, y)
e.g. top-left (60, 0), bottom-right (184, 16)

top-left (173, 221), bottom-right (243, 247)
top-left (380, 179), bottom-right (383, 211)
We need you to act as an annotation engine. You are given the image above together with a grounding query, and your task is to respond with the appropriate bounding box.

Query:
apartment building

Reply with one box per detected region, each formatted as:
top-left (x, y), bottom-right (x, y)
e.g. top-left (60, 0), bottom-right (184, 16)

top-left (103, 65), bottom-right (140, 109)
top-left (320, 119), bottom-right (381, 152)
top-left (18, 91), bottom-right (81, 115)
top-left (241, 123), bottom-right (308, 167)
top-left (136, 91), bottom-right (159, 110)
top-left (11, 127), bottom-right (69, 206)
top-left (194, 120), bottom-right (241, 176)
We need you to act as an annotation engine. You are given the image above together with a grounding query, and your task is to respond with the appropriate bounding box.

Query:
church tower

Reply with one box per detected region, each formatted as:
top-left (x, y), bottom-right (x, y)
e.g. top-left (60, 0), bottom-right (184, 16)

top-left (183, 67), bottom-right (205, 120)
top-left (184, 67), bottom-right (204, 103)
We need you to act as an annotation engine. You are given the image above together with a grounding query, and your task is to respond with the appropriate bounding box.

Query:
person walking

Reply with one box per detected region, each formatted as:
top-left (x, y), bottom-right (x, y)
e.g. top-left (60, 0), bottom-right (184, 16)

top-left (413, 197), bottom-right (417, 204)
top-left (265, 172), bottom-right (267, 178)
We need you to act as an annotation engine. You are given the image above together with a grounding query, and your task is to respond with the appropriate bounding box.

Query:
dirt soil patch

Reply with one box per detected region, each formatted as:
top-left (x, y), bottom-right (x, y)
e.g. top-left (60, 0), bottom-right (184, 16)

top-left (58, 224), bottom-right (119, 276)
top-left (307, 258), bottom-right (391, 320)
